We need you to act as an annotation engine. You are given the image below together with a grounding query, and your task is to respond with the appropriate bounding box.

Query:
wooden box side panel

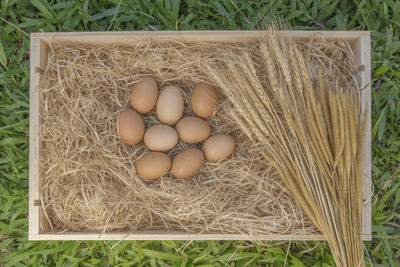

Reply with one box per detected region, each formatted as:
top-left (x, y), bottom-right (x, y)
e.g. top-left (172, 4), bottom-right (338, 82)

top-left (359, 35), bottom-right (372, 240)
top-left (362, 35), bottom-right (372, 240)
top-left (31, 30), bottom-right (369, 44)
top-left (29, 38), bottom-right (41, 237)
top-left (29, 38), bottom-right (50, 239)
top-left (28, 231), bottom-right (325, 241)
top-left (29, 31), bottom-right (371, 241)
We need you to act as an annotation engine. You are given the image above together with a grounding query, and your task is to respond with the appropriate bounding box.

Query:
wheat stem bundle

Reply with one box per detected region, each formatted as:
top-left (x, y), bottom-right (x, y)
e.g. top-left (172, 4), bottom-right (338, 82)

top-left (203, 30), bottom-right (366, 267)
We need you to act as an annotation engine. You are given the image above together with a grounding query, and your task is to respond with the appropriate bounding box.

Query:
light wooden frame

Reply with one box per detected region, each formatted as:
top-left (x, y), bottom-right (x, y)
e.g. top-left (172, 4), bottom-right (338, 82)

top-left (29, 31), bottom-right (371, 241)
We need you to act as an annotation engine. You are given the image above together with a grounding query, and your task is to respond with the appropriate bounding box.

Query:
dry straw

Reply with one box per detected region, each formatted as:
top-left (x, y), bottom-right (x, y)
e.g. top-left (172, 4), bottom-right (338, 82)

top-left (39, 40), bottom-right (315, 236)
top-left (39, 31), bottom-right (365, 266)
top-left (202, 30), bottom-right (366, 267)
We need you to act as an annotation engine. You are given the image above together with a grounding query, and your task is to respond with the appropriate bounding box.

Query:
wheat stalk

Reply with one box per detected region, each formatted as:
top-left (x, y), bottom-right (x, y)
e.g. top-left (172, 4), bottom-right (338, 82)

top-left (203, 30), bottom-right (366, 267)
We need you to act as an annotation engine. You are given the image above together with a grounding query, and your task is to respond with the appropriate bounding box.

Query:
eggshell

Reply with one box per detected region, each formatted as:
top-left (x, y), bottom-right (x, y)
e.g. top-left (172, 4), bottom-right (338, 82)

top-left (144, 124), bottom-right (178, 152)
top-left (130, 77), bottom-right (158, 113)
top-left (156, 86), bottom-right (184, 125)
top-left (175, 116), bottom-right (211, 143)
top-left (135, 152), bottom-right (171, 180)
top-left (117, 109), bottom-right (145, 145)
top-left (202, 134), bottom-right (235, 163)
top-left (191, 83), bottom-right (218, 118)
top-left (171, 148), bottom-right (204, 179)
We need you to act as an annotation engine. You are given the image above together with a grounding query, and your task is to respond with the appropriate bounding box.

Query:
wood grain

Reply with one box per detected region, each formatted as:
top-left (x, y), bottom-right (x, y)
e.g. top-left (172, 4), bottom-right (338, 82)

top-left (29, 37), bottom-right (41, 236)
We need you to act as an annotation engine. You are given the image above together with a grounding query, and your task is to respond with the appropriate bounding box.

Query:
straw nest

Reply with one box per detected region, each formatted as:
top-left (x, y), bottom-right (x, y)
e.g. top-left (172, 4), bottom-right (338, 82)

top-left (38, 35), bottom-right (357, 235)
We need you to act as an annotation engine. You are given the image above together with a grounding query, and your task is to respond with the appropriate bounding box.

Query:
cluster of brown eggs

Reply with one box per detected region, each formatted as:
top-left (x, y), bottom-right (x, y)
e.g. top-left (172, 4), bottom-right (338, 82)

top-left (117, 77), bottom-right (235, 180)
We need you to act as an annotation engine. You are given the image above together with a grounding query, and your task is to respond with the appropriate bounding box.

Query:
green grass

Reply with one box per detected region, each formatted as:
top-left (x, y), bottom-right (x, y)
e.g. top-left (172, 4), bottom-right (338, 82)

top-left (0, 0), bottom-right (399, 266)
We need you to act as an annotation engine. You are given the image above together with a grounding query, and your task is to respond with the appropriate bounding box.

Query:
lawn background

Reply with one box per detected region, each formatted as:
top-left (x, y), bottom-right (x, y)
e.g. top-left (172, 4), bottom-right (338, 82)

top-left (0, 0), bottom-right (399, 266)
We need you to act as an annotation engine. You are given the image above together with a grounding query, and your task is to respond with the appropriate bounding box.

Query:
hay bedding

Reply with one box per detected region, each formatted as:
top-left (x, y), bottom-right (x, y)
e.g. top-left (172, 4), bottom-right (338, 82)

top-left (39, 37), bottom-right (354, 235)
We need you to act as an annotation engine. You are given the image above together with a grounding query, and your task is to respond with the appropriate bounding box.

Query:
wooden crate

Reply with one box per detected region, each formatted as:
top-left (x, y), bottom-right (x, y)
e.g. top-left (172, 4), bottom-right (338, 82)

top-left (29, 31), bottom-right (371, 241)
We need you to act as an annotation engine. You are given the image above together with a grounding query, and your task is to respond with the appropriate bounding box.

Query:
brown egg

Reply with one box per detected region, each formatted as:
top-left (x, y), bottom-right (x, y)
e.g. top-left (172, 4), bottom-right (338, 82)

top-left (117, 109), bottom-right (145, 145)
top-left (175, 116), bottom-right (211, 143)
top-left (156, 86), bottom-right (184, 125)
top-left (171, 148), bottom-right (204, 179)
top-left (135, 152), bottom-right (171, 180)
top-left (144, 124), bottom-right (178, 152)
top-left (202, 134), bottom-right (235, 163)
top-left (191, 83), bottom-right (218, 118)
top-left (130, 77), bottom-right (158, 113)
